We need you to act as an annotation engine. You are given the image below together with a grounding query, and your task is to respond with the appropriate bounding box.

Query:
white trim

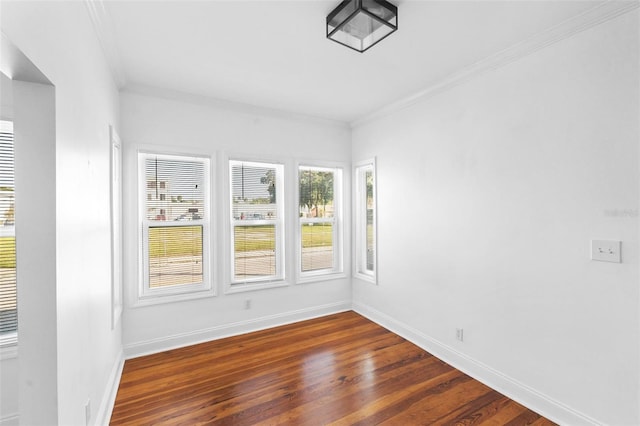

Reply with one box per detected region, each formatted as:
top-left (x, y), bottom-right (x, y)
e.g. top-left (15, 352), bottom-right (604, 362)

top-left (353, 301), bottom-right (603, 426)
top-left (135, 152), bottom-right (215, 306)
top-left (84, 0), bottom-right (126, 88)
top-left (124, 301), bottom-right (351, 359)
top-left (224, 279), bottom-right (289, 294)
top-left (227, 158), bottom-right (286, 288)
top-left (353, 158), bottom-right (377, 284)
top-left (296, 272), bottom-right (349, 285)
top-left (0, 414), bottom-right (19, 426)
top-left (109, 125), bottom-right (123, 329)
top-left (296, 163), bottom-right (346, 282)
top-left (351, 1), bottom-right (640, 128)
top-left (94, 350), bottom-right (124, 426)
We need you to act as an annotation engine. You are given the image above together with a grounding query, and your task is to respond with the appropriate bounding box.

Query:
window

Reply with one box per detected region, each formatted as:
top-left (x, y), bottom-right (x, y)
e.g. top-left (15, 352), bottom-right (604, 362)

top-left (229, 160), bottom-right (284, 286)
top-left (354, 159), bottom-right (376, 283)
top-left (138, 153), bottom-right (211, 302)
top-left (0, 120), bottom-right (16, 346)
top-left (298, 165), bottom-right (343, 280)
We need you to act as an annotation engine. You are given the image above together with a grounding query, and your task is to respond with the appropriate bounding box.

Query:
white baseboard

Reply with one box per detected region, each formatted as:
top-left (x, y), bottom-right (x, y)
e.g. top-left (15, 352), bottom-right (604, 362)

top-left (352, 301), bottom-right (602, 426)
top-left (0, 414), bottom-right (19, 426)
top-left (95, 349), bottom-right (124, 426)
top-left (124, 301), bottom-right (352, 359)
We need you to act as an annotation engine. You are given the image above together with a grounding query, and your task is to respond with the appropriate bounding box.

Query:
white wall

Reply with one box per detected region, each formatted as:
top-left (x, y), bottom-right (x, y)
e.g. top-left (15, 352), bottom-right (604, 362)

top-left (120, 90), bottom-right (352, 355)
top-left (352, 9), bottom-right (639, 426)
top-left (14, 80), bottom-right (58, 425)
top-left (0, 71), bottom-right (18, 426)
top-left (1, 2), bottom-right (123, 425)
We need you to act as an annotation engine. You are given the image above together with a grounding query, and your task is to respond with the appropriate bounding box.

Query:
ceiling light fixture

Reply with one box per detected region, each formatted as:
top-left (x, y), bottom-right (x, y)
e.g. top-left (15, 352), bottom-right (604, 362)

top-left (326, 0), bottom-right (398, 53)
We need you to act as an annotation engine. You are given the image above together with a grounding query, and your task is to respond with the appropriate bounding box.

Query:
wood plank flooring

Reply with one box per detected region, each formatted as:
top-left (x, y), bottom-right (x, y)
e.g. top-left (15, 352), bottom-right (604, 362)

top-left (111, 311), bottom-right (556, 425)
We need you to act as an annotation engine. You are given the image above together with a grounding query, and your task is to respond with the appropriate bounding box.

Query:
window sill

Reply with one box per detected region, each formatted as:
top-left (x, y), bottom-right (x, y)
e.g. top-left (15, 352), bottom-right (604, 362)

top-left (133, 287), bottom-right (216, 308)
top-left (226, 280), bottom-right (289, 294)
top-left (353, 271), bottom-right (377, 285)
top-left (297, 271), bottom-right (347, 285)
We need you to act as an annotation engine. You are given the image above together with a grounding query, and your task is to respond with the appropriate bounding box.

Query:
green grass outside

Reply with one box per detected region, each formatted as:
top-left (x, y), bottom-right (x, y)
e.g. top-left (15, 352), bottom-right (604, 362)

top-left (148, 224), bottom-right (334, 258)
top-left (301, 223), bottom-right (332, 249)
top-left (0, 237), bottom-right (16, 268)
top-left (149, 226), bottom-right (203, 257)
top-left (235, 224), bottom-right (333, 252)
top-left (235, 225), bottom-right (275, 252)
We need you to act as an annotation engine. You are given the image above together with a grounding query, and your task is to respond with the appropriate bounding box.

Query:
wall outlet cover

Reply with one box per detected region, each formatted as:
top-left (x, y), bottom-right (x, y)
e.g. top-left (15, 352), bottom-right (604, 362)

top-left (591, 240), bottom-right (621, 263)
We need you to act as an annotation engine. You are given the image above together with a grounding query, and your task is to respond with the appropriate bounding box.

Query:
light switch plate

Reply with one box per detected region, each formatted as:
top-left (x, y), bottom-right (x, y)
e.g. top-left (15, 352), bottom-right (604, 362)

top-left (591, 240), bottom-right (621, 263)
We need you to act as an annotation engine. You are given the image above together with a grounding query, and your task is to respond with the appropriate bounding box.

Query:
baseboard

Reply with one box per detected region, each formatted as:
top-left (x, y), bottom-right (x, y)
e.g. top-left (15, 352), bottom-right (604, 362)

top-left (95, 349), bottom-right (124, 426)
top-left (124, 301), bottom-right (352, 359)
top-left (352, 301), bottom-right (602, 426)
top-left (0, 414), bottom-right (19, 426)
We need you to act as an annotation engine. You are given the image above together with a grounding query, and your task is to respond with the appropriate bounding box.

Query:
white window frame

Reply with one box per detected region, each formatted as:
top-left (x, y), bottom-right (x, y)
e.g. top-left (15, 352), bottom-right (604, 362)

top-left (227, 159), bottom-right (286, 293)
top-left (296, 163), bottom-right (345, 283)
top-left (109, 125), bottom-right (123, 329)
top-left (354, 158), bottom-right (377, 284)
top-left (137, 152), bottom-right (213, 305)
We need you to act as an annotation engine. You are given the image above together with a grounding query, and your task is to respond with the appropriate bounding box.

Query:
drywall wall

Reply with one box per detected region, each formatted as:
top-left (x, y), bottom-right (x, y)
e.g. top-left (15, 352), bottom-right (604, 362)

top-left (14, 79), bottom-right (57, 426)
top-left (1, 2), bottom-right (122, 425)
top-left (120, 90), bottom-right (352, 355)
top-left (0, 71), bottom-right (18, 426)
top-left (352, 9), bottom-right (639, 425)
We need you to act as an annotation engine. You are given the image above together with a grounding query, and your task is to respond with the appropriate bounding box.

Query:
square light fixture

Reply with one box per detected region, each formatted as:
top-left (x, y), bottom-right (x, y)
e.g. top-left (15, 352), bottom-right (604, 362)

top-left (326, 0), bottom-right (398, 53)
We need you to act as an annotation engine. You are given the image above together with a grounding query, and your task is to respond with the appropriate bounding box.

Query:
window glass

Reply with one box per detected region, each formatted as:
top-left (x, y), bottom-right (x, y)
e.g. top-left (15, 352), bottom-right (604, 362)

top-left (139, 153), bottom-right (211, 301)
top-left (299, 166), bottom-right (341, 276)
top-left (230, 160), bottom-right (284, 283)
top-left (355, 161), bottom-right (376, 282)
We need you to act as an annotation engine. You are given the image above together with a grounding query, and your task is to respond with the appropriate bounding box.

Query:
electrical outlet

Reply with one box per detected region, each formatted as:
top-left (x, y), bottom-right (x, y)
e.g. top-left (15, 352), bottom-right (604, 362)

top-left (456, 328), bottom-right (464, 342)
top-left (591, 240), bottom-right (621, 263)
top-left (244, 299), bottom-right (251, 310)
top-left (85, 399), bottom-right (91, 425)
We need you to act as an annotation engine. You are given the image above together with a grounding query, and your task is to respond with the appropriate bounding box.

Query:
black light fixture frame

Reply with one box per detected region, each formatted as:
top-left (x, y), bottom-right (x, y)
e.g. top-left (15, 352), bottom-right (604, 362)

top-left (326, 0), bottom-right (398, 53)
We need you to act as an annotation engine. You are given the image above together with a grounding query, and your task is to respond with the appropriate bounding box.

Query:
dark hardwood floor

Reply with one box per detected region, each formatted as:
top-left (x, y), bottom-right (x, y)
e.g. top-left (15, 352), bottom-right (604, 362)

top-left (111, 311), bottom-right (556, 425)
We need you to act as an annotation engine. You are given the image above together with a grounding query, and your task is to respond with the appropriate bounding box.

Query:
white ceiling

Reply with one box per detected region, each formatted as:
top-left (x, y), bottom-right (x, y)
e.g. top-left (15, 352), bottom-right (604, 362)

top-left (102, 0), bottom-right (605, 123)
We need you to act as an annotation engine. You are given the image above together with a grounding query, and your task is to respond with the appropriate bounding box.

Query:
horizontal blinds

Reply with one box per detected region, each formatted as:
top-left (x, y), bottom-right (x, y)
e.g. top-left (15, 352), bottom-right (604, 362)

top-left (148, 225), bottom-right (203, 288)
top-left (143, 154), bottom-right (206, 289)
top-left (0, 120), bottom-right (16, 339)
top-left (230, 161), bottom-right (278, 280)
top-left (144, 156), bottom-right (205, 222)
top-left (234, 225), bottom-right (276, 280)
top-left (231, 162), bottom-right (278, 220)
top-left (301, 223), bottom-right (333, 272)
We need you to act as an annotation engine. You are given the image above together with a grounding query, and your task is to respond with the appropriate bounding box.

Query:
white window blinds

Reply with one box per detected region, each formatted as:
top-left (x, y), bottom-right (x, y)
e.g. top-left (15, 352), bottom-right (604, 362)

top-left (142, 154), bottom-right (208, 291)
top-left (0, 120), bottom-right (16, 343)
top-left (144, 157), bottom-right (205, 222)
top-left (230, 160), bottom-right (284, 283)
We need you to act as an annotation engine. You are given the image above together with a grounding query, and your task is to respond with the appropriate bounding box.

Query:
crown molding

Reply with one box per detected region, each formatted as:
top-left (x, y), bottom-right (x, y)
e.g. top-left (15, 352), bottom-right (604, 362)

top-left (122, 82), bottom-right (351, 130)
top-left (84, 0), bottom-right (126, 88)
top-left (351, 0), bottom-right (640, 128)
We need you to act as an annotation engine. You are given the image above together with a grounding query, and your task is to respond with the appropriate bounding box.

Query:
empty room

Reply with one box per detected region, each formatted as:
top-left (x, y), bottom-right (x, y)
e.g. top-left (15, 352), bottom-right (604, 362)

top-left (0, 0), bottom-right (638, 425)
